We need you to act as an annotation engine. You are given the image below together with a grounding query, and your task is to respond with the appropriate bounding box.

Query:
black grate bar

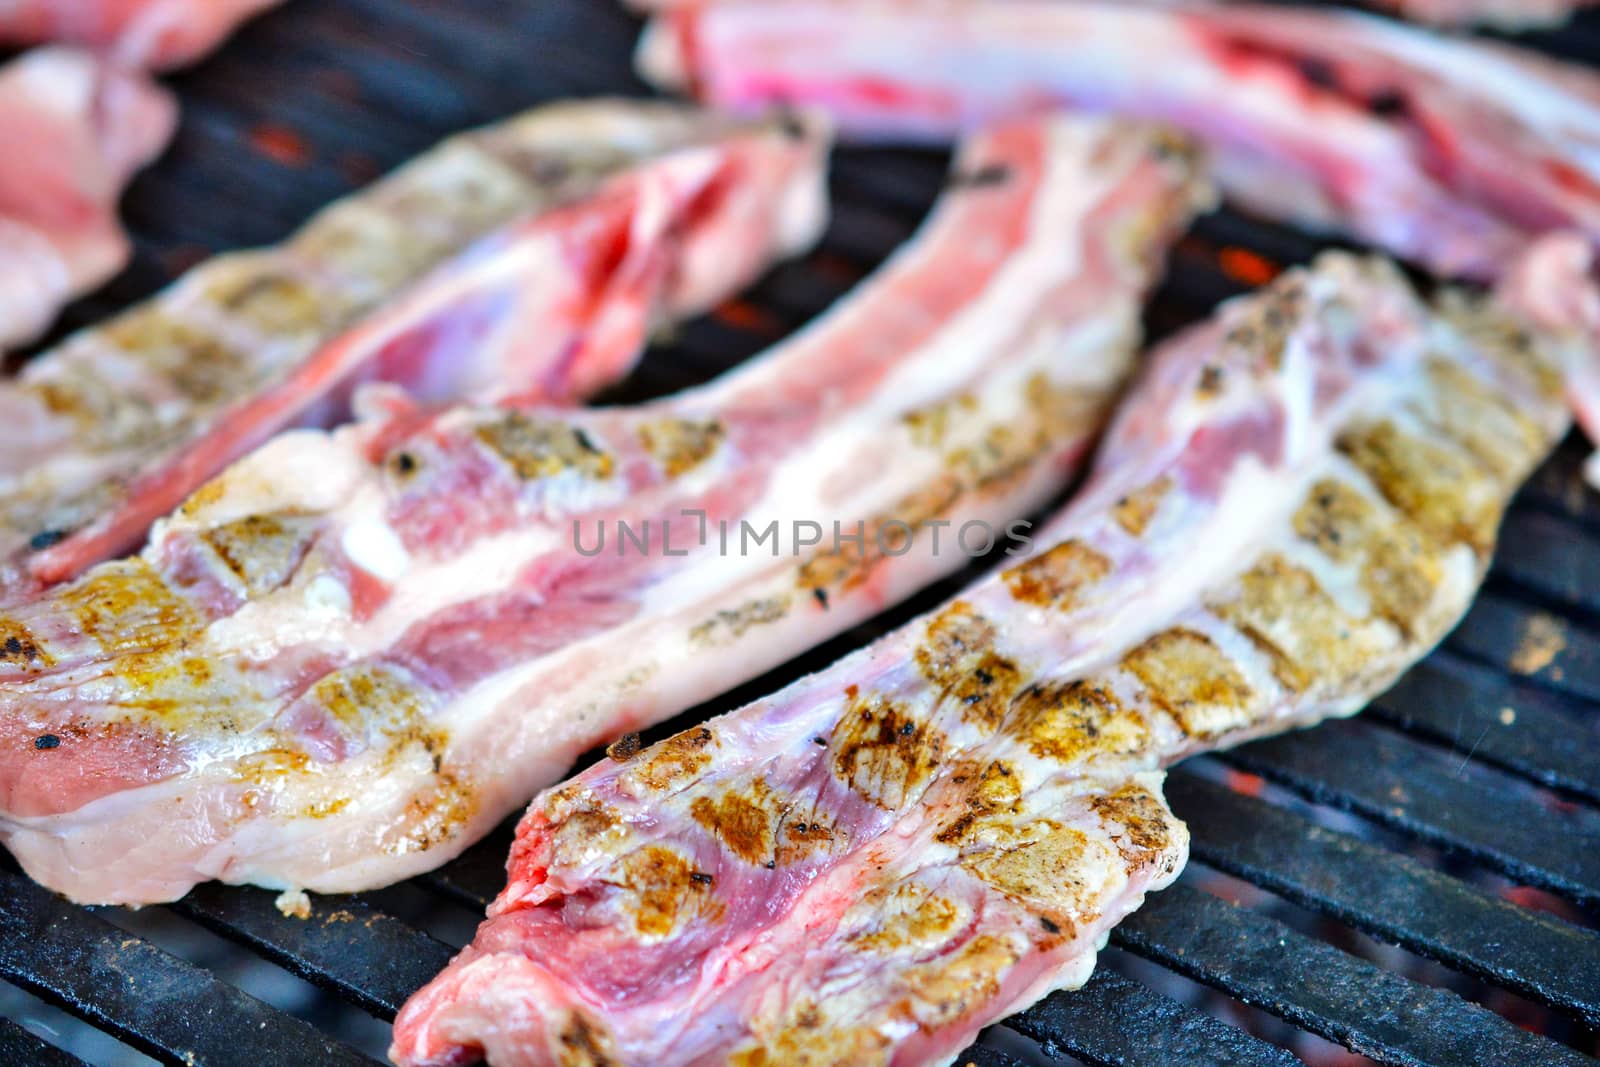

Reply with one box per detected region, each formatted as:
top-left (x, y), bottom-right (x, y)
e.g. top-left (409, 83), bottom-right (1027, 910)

top-left (1371, 651), bottom-right (1600, 805)
top-left (955, 1045), bottom-right (1035, 1067)
top-left (1167, 770), bottom-right (1600, 1026)
top-left (0, 873), bottom-right (376, 1067)
top-left (1010, 970), bottom-right (1300, 1067)
top-left (1492, 510), bottom-right (1600, 618)
top-left (1112, 884), bottom-right (1598, 1067)
top-left (172, 886), bottom-right (455, 1020)
top-left (1448, 593), bottom-right (1600, 704)
top-left (1223, 719), bottom-right (1600, 906)
top-left (414, 835), bottom-right (513, 913)
top-left (0, 1017), bottom-right (87, 1067)
top-left (1519, 442), bottom-right (1600, 533)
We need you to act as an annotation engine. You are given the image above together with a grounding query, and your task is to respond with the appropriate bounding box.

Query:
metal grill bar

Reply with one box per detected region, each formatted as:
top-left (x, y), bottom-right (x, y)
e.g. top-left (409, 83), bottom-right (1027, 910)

top-left (1372, 653), bottom-right (1600, 805)
top-left (1225, 720), bottom-right (1600, 906)
top-left (1493, 511), bottom-right (1600, 615)
top-left (172, 888), bottom-right (454, 1020)
top-left (0, 873), bottom-right (375, 1066)
top-left (1523, 444), bottom-right (1600, 529)
top-left (959, 1047), bottom-right (1034, 1067)
top-left (1112, 885), bottom-right (1592, 1067)
top-left (1007, 972), bottom-right (1301, 1067)
top-left (1167, 772), bottom-right (1600, 1025)
top-left (0, 1017), bottom-right (86, 1067)
top-left (1450, 594), bottom-right (1600, 702)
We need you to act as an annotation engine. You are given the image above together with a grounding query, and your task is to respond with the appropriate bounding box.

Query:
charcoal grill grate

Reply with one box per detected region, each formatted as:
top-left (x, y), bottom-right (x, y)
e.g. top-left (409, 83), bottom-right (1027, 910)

top-left (3, 1), bottom-right (1599, 1065)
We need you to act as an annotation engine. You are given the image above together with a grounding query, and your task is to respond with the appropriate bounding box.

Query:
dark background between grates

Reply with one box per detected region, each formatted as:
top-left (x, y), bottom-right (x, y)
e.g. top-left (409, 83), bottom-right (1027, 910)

top-left (4, 1), bottom-right (1600, 1065)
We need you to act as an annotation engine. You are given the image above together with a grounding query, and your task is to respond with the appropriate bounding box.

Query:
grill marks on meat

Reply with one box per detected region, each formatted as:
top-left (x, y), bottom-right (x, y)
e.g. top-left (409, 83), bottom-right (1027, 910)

top-left (391, 240), bottom-right (1586, 1067)
top-left (0, 103), bottom-right (830, 599)
top-left (0, 116), bottom-right (1211, 905)
top-left (0, 48), bottom-right (175, 351)
top-left (0, 0), bottom-right (283, 69)
top-left (640, 0), bottom-right (1600, 484)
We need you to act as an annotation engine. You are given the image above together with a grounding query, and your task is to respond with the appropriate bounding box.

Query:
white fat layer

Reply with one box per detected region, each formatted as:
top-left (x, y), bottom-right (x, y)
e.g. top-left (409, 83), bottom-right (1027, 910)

top-left (633, 126), bottom-right (1141, 618)
top-left (161, 430), bottom-right (369, 531)
top-left (1051, 453), bottom-right (1289, 682)
top-left (1352, 15), bottom-right (1600, 165)
top-left (1276, 532), bottom-right (1371, 619)
top-left (341, 515), bottom-right (411, 583)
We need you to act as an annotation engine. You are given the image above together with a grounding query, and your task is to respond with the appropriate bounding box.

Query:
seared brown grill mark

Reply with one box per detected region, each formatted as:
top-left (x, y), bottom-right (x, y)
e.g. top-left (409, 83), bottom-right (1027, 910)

top-left (831, 695), bottom-right (945, 809)
top-left (689, 596), bottom-right (791, 646)
top-left (1006, 680), bottom-right (1148, 764)
top-left (0, 620), bottom-right (49, 669)
top-left (638, 417), bottom-right (725, 477)
top-left (898, 932), bottom-right (1020, 1028)
top-left (619, 845), bottom-right (723, 940)
top-left (775, 806), bottom-right (836, 866)
top-left (1002, 539), bottom-right (1110, 608)
top-left (797, 475), bottom-right (962, 600)
top-left (1223, 274), bottom-right (1311, 371)
top-left (1121, 628), bottom-right (1256, 740)
top-left (803, 371), bottom-right (1115, 603)
top-left (902, 393), bottom-right (977, 447)
top-left (916, 604), bottom-right (1022, 729)
top-left (1435, 289), bottom-right (1566, 403)
top-left (935, 759), bottom-right (1022, 846)
top-left (548, 804), bottom-right (628, 871)
top-left (103, 309), bottom-right (249, 406)
top-left (59, 559), bottom-right (198, 655)
top-left (730, 997), bottom-right (891, 1067)
top-left (476, 413), bottom-right (615, 480)
top-left (27, 377), bottom-right (111, 428)
top-left (1211, 553), bottom-right (1396, 693)
top-left (624, 726), bottom-right (718, 792)
top-left (201, 514), bottom-right (317, 596)
top-left (375, 144), bottom-right (537, 245)
top-left (207, 265), bottom-right (354, 339)
top-left (846, 883), bottom-right (967, 955)
top-left (308, 664), bottom-right (427, 742)
top-left (1112, 475), bottom-right (1174, 536)
top-left (959, 816), bottom-right (1112, 924)
top-left (1416, 358), bottom-right (1545, 480)
top-left (556, 1012), bottom-right (620, 1067)
top-left (1293, 478), bottom-right (1443, 637)
top-left (1337, 418), bottom-right (1501, 554)
top-left (385, 771), bottom-right (478, 856)
top-left (690, 778), bottom-right (780, 866)
top-left (1089, 783), bottom-right (1178, 869)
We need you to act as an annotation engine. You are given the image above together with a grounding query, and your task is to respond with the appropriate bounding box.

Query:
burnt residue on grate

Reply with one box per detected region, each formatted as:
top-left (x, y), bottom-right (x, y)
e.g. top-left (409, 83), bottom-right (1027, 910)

top-left (3, 0), bottom-right (1600, 1065)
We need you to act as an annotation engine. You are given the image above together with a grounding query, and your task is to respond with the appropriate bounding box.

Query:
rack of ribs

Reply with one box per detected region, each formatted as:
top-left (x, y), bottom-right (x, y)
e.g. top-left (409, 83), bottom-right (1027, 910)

top-left (641, 0), bottom-right (1600, 480)
top-left (0, 114), bottom-right (1211, 906)
top-left (391, 234), bottom-right (1588, 1067)
top-left (0, 102), bottom-right (830, 600)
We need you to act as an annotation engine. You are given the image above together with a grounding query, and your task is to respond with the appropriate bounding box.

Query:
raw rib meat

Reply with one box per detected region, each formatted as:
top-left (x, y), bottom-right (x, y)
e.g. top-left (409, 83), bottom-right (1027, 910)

top-left (0, 102), bottom-right (829, 601)
top-left (641, 0), bottom-right (1600, 480)
top-left (0, 0), bottom-right (283, 69)
top-left (0, 47), bottom-right (175, 350)
top-left (0, 114), bottom-right (1211, 906)
top-left (1372, 0), bottom-right (1596, 26)
top-left (392, 236), bottom-right (1588, 1067)
top-left (643, 0), bottom-right (1600, 278)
